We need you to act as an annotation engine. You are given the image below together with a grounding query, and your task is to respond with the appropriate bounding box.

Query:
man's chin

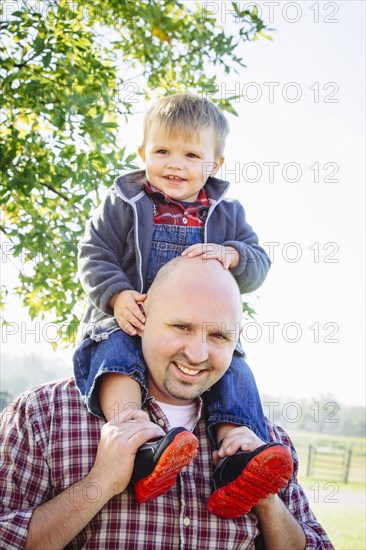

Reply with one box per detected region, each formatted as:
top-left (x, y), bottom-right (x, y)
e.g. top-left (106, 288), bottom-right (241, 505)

top-left (163, 380), bottom-right (206, 403)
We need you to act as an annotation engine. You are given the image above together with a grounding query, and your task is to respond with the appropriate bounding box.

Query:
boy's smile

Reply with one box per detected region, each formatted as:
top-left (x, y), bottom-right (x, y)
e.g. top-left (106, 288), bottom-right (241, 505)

top-left (138, 125), bottom-right (224, 202)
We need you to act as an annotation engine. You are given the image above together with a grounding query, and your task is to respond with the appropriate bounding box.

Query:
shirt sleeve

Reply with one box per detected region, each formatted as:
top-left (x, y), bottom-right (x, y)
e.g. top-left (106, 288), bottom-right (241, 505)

top-left (0, 394), bottom-right (53, 549)
top-left (268, 422), bottom-right (334, 549)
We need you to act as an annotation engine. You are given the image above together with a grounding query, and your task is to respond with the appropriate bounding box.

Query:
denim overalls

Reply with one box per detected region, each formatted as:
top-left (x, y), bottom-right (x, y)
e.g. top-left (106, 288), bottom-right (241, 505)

top-left (74, 224), bottom-right (269, 443)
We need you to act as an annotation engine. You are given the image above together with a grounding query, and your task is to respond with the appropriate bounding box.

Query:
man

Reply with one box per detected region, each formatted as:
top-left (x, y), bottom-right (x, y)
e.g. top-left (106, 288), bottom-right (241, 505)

top-left (0, 257), bottom-right (333, 549)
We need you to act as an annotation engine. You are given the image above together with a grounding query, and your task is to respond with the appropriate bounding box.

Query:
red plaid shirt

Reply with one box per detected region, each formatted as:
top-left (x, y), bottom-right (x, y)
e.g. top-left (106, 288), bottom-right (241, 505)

top-left (0, 378), bottom-right (333, 549)
top-left (143, 181), bottom-right (209, 226)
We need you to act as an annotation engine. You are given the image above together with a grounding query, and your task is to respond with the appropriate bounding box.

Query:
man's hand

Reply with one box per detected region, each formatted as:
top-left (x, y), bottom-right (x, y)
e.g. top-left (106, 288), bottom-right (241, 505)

top-left (90, 409), bottom-right (165, 495)
top-left (182, 244), bottom-right (239, 270)
top-left (110, 290), bottom-right (147, 335)
top-left (212, 426), bottom-right (265, 466)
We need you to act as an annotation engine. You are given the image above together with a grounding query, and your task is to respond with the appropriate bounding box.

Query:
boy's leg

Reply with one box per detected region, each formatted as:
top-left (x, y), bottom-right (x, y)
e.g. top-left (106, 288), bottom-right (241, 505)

top-left (205, 350), bottom-right (270, 445)
top-left (73, 329), bottom-right (148, 419)
top-left (99, 372), bottom-right (142, 422)
top-left (205, 351), bottom-right (293, 518)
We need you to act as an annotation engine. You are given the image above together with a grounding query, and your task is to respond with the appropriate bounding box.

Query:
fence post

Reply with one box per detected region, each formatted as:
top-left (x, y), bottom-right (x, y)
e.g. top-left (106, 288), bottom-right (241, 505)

top-left (307, 444), bottom-right (313, 477)
top-left (343, 448), bottom-right (352, 483)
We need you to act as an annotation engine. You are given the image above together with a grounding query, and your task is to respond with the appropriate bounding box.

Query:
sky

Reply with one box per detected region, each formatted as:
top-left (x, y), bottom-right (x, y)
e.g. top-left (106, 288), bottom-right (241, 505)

top-left (1, 1), bottom-right (365, 407)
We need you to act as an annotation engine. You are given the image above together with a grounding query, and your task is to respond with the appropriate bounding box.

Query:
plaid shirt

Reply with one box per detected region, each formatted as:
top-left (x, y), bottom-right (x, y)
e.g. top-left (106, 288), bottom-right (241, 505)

top-left (0, 378), bottom-right (333, 549)
top-left (143, 181), bottom-right (209, 226)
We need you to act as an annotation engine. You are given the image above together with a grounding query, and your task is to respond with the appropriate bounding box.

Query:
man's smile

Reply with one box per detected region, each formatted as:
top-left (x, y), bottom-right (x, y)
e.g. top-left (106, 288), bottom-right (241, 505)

top-left (173, 362), bottom-right (205, 377)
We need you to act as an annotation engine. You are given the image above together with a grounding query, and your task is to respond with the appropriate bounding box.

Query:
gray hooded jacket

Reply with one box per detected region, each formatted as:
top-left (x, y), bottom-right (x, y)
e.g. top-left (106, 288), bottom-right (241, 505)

top-left (77, 170), bottom-right (270, 342)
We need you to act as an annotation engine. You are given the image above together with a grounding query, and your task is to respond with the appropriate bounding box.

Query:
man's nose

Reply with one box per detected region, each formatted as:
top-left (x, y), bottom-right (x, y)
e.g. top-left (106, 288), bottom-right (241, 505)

top-left (184, 335), bottom-right (209, 365)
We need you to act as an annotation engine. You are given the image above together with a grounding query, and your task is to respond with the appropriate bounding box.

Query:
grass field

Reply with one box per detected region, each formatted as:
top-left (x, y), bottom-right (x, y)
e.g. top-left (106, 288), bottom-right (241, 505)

top-left (298, 477), bottom-right (365, 549)
top-left (288, 429), bottom-right (366, 549)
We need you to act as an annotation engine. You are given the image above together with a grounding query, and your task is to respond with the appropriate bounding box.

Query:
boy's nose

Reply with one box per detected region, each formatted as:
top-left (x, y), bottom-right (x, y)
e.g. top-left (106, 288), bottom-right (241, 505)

top-left (167, 156), bottom-right (184, 169)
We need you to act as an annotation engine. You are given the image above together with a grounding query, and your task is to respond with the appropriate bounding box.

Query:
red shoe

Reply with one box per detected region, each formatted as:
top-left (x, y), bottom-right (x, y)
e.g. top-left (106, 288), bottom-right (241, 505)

top-left (132, 427), bottom-right (198, 504)
top-left (207, 442), bottom-right (293, 519)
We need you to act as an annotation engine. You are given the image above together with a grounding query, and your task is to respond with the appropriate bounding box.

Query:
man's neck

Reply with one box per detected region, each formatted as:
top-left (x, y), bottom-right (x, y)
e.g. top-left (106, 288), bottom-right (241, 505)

top-left (156, 399), bottom-right (199, 432)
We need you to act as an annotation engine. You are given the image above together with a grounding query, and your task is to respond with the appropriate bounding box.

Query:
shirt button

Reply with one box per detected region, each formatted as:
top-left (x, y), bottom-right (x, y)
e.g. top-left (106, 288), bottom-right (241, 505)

top-left (183, 517), bottom-right (191, 526)
top-left (157, 419), bottom-right (165, 427)
top-left (182, 217), bottom-right (188, 224)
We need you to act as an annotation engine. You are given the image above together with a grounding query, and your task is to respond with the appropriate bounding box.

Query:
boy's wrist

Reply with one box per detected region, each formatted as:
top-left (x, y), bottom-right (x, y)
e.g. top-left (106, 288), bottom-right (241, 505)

top-left (109, 291), bottom-right (124, 309)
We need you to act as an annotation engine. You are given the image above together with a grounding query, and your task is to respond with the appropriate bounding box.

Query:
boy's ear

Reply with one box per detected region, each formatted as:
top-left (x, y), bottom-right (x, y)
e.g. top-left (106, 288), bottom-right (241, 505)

top-left (210, 156), bottom-right (225, 177)
top-left (138, 146), bottom-right (145, 162)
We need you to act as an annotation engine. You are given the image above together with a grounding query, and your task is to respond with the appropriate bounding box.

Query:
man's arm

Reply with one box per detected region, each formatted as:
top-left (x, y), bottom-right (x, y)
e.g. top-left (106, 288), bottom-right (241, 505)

top-left (254, 495), bottom-right (306, 550)
top-left (24, 410), bottom-right (164, 550)
top-left (25, 471), bottom-right (112, 550)
top-left (259, 421), bottom-right (334, 549)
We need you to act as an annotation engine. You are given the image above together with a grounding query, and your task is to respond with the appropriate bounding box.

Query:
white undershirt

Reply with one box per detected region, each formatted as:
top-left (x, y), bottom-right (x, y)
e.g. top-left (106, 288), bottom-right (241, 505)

top-left (156, 400), bottom-right (198, 432)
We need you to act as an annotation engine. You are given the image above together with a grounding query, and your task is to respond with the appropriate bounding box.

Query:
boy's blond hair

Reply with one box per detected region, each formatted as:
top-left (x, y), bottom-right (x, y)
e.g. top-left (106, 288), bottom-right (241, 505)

top-left (142, 93), bottom-right (229, 158)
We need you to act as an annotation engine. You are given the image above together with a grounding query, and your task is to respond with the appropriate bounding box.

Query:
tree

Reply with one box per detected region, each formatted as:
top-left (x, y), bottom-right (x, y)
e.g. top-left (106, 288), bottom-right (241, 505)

top-left (0, 0), bottom-right (269, 343)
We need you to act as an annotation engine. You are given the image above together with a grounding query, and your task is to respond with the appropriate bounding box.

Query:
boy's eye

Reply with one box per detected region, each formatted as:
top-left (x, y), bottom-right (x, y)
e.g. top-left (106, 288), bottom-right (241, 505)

top-left (187, 153), bottom-right (199, 158)
top-left (174, 324), bottom-right (189, 332)
top-left (156, 149), bottom-right (167, 154)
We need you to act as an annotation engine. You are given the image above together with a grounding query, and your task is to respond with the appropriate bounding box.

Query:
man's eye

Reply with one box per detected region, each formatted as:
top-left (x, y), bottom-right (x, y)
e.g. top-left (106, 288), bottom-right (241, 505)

top-left (211, 333), bottom-right (228, 342)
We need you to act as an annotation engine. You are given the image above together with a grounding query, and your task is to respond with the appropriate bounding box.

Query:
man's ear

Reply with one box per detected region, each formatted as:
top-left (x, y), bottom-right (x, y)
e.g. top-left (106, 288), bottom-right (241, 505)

top-left (210, 156), bottom-right (224, 177)
top-left (138, 146), bottom-right (146, 163)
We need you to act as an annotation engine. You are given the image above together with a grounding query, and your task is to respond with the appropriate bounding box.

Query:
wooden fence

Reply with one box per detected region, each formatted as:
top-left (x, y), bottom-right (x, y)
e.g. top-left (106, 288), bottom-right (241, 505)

top-left (305, 443), bottom-right (365, 483)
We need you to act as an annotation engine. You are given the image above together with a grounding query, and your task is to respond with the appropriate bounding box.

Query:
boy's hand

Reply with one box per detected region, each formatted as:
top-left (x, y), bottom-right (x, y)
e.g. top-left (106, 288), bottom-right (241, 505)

top-left (182, 243), bottom-right (239, 270)
top-left (212, 426), bottom-right (265, 466)
top-left (110, 290), bottom-right (147, 336)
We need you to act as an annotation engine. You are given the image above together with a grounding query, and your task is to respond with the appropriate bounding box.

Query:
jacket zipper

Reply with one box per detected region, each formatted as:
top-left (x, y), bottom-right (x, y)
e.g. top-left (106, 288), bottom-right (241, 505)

top-left (203, 184), bottom-right (230, 243)
top-left (114, 187), bottom-right (145, 293)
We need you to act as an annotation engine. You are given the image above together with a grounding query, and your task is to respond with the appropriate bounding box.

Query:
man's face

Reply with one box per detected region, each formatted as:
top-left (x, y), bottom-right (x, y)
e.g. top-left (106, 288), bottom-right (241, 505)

top-left (138, 125), bottom-right (224, 202)
top-left (141, 272), bottom-right (241, 405)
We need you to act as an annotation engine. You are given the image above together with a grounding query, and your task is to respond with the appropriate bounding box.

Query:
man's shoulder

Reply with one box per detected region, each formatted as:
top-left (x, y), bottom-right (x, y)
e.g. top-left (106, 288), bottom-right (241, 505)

top-left (265, 418), bottom-right (296, 450)
top-left (3, 377), bottom-right (80, 416)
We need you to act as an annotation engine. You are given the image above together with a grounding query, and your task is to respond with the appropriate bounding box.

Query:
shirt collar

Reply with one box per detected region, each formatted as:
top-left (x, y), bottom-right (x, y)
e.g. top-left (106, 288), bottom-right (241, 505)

top-left (143, 180), bottom-right (208, 207)
top-left (146, 395), bottom-right (203, 433)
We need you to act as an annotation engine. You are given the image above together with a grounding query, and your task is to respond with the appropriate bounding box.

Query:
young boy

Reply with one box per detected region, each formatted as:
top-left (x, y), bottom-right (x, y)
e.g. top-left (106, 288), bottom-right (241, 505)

top-left (73, 94), bottom-right (293, 518)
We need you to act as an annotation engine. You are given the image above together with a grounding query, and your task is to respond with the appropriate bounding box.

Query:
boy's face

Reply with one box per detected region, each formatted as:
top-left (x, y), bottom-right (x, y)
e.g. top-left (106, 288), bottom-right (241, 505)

top-left (138, 125), bottom-right (224, 202)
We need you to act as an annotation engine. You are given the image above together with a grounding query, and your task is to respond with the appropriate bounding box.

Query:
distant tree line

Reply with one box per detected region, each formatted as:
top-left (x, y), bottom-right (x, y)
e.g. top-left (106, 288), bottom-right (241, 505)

top-left (261, 394), bottom-right (365, 437)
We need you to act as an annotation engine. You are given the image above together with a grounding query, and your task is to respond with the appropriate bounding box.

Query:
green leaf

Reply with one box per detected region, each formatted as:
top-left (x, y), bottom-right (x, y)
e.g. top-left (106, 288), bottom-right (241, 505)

top-left (43, 51), bottom-right (52, 67)
top-left (34, 36), bottom-right (45, 55)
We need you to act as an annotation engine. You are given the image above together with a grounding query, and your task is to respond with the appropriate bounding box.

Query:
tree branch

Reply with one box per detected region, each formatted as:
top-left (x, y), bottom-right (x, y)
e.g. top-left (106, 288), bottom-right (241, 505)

top-left (39, 182), bottom-right (69, 201)
top-left (13, 51), bottom-right (41, 70)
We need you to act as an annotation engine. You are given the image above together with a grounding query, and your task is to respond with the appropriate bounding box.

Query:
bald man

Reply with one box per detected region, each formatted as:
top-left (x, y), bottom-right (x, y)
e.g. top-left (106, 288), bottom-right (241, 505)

top-left (0, 258), bottom-right (333, 549)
